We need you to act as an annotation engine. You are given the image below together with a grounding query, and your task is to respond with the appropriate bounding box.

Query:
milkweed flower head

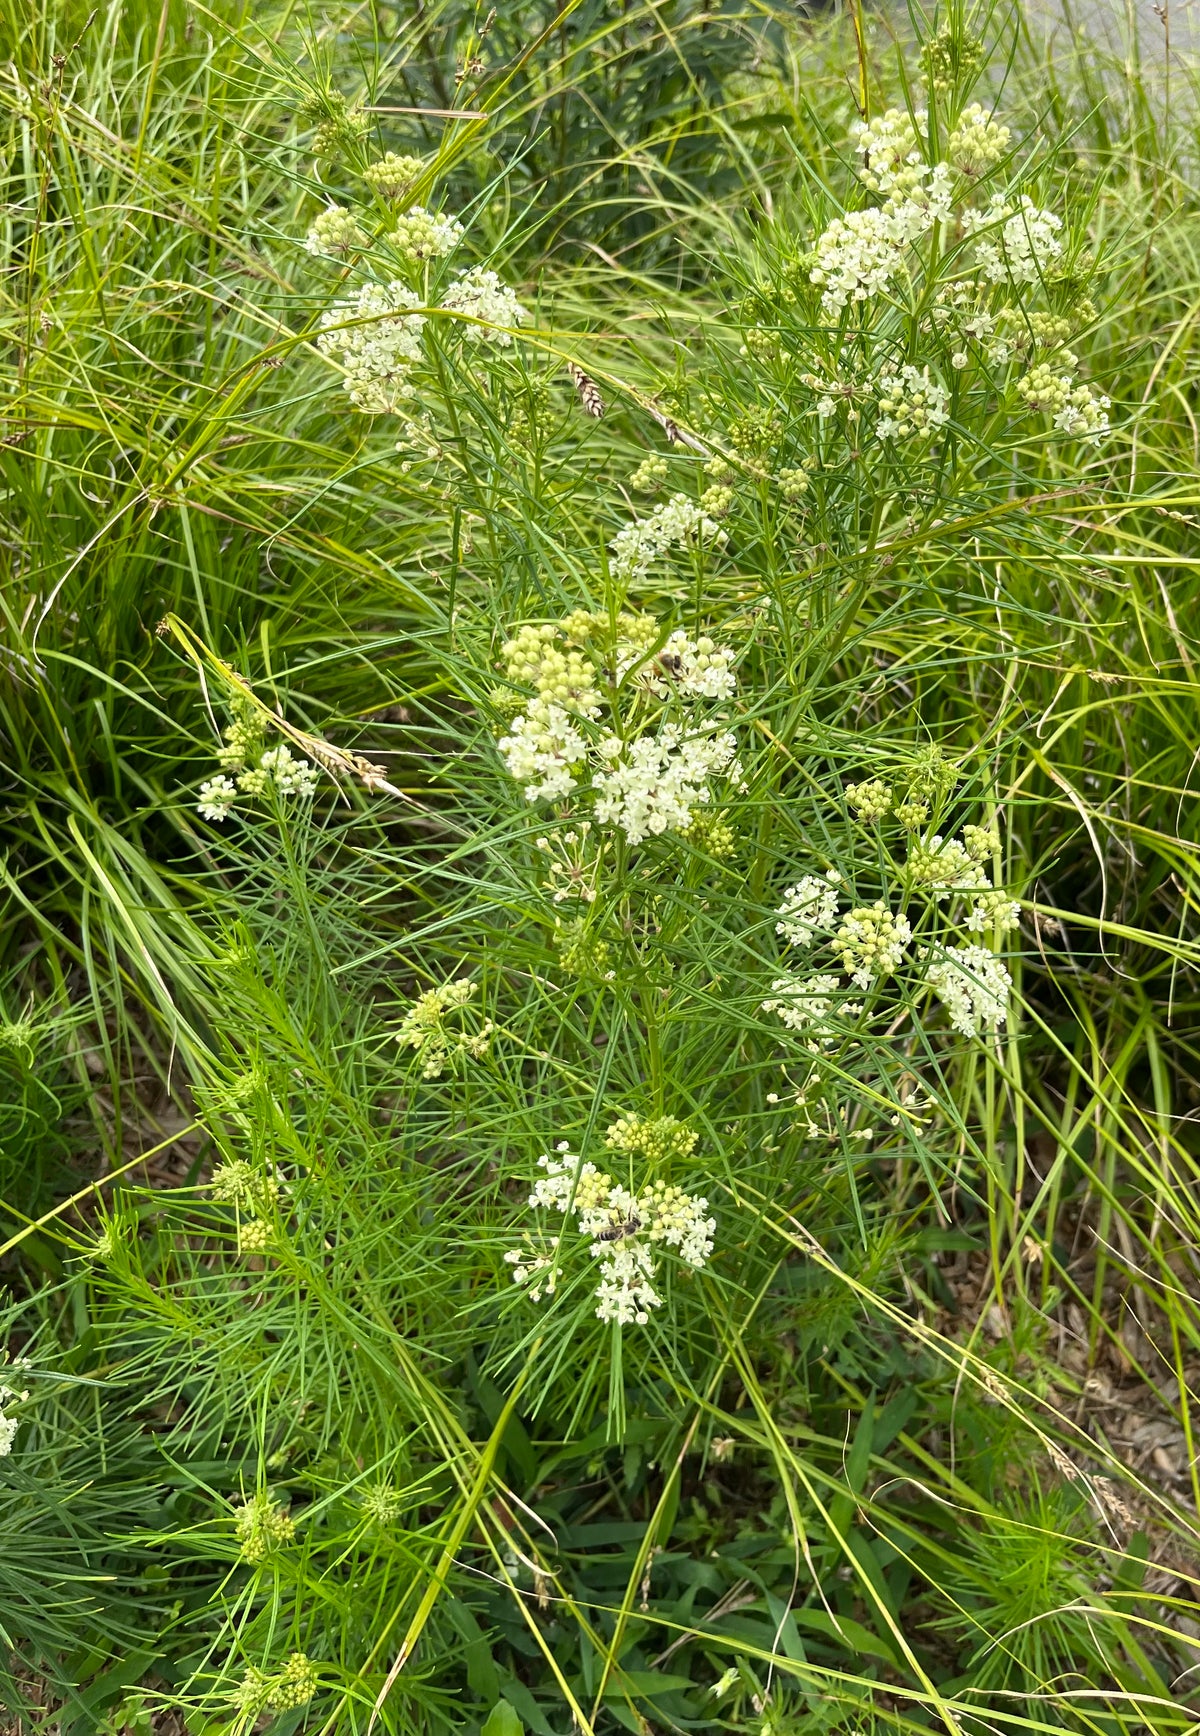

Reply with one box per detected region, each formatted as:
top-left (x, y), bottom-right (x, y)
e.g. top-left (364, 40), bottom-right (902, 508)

top-left (948, 105), bottom-right (1011, 177)
top-left (610, 494), bottom-right (727, 582)
top-left (809, 205), bottom-right (920, 319)
top-left (507, 1129), bottom-right (715, 1327)
top-left (830, 901), bottom-right (912, 989)
top-left (233, 1653), bottom-right (318, 1716)
top-left (396, 977), bottom-right (493, 1078)
top-left (317, 280), bottom-right (425, 413)
top-left (498, 702), bottom-right (590, 802)
top-left (440, 266), bottom-right (528, 344)
top-left (875, 364), bottom-right (949, 439)
top-left (1017, 363), bottom-right (1110, 443)
top-left (592, 725), bottom-right (740, 845)
top-left (965, 891), bottom-right (1022, 934)
top-left (852, 108), bottom-right (928, 203)
top-left (237, 744), bottom-right (320, 801)
top-left (908, 834), bottom-right (990, 897)
top-left (924, 943), bottom-right (1013, 1035)
top-left (846, 779), bottom-right (893, 821)
top-left (305, 205), bottom-right (366, 257)
top-left (362, 152), bottom-right (425, 199)
top-left (970, 194), bottom-right (1063, 284)
top-left (197, 776), bottom-right (238, 821)
top-left (492, 607), bottom-right (742, 847)
top-left (391, 203), bottom-right (464, 261)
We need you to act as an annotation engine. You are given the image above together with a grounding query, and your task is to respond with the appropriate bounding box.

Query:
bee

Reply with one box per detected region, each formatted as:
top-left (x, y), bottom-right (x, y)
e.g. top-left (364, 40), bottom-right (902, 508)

top-left (655, 652), bottom-right (684, 678)
top-left (595, 1213), bottom-right (641, 1244)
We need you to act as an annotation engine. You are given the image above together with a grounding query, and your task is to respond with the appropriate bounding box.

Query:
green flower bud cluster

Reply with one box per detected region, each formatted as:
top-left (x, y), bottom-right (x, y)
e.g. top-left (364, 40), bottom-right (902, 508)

top-left (304, 205), bottom-right (366, 257)
top-left (947, 105), bottom-right (1011, 178)
top-left (234, 1493), bottom-right (295, 1564)
top-left (605, 1113), bottom-right (698, 1164)
top-left (630, 455), bottom-right (669, 493)
top-left (699, 484), bottom-right (734, 519)
top-left (234, 1652), bottom-right (318, 1714)
top-left (362, 152), bottom-right (425, 199)
top-left (922, 24), bottom-right (984, 92)
top-left (846, 778), bottom-right (892, 821)
top-left (556, 918), bottom-right (612, 979)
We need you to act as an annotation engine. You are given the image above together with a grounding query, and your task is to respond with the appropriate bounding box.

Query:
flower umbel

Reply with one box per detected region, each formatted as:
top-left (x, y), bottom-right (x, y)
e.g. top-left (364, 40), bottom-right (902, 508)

top-left (509, 1132), bottom-right (716, 1326)
top-left (317, 281), bottom-right (425, 414)
top-left (396, 978), bottom-right (492, 1078)
top-left (234, 1493), bottom-right (295, 1563)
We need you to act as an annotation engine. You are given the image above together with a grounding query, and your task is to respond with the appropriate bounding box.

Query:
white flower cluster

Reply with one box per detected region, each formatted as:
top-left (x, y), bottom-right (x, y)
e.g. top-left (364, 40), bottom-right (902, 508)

top-left (965, 889), bottom-right (1021, 934)
top-left (761, 970), bottom-right (843, 1032)
top-left (440, 266), bottom-right (529, 345)
top-left (317, 281), bottom-right (425, 414)
top-left (495, 610), bottom-right (741, 845)
top-left (197, 734), bottom-right (319, 823)
top-left (498, 704), bottom-right (590, 803)
top-left (593, 726), bottom-right (740, 846)
top-left (875, 364), bottom-right (950, 439)
top-left (304, 187), bottom-right (530, 408)
top-left (775, 871), bottom-right (842, 946)
top-left (908, 833), bottom-right (990, 897)
top-left (507, 1138), bottom-right (715, 1326)
top-left (657, 629), bottom-right (737, 699)
top-left (0, 1355), bottom-right (32, 1458)
top-left (923, 944), bottom-right (1013, 1036)
top-left (610, 493), bottom-right (728, 582)
top-left (396, 978), bottom-right (493, 1078)
top-left (969, 193), bottom-right (1063, 285)
top-left (809, 205), bottom-right (928, 319)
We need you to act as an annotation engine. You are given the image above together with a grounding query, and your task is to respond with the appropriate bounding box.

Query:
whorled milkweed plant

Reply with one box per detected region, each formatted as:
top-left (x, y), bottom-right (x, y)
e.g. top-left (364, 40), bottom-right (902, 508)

top-left (2, 2), bottom-right (1199, 1732)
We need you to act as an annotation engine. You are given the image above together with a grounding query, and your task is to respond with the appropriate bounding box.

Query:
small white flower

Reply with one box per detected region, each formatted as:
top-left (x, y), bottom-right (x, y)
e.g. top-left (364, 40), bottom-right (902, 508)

top-left (197, 776), bottom-right (238, 821)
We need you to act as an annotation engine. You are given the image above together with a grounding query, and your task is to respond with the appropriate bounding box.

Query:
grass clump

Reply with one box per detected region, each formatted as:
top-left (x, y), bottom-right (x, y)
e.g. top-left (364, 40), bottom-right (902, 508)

top-left (2, 0), bottom-right (1200, 1731)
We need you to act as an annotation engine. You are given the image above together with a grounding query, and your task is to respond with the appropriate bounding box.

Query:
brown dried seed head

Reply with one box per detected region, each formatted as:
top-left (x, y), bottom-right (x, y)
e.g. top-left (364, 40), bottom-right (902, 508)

top-left (566, 363), bottom-right (604, 417)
